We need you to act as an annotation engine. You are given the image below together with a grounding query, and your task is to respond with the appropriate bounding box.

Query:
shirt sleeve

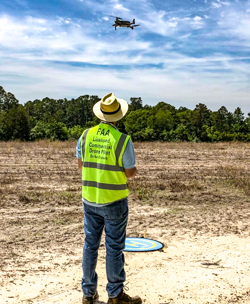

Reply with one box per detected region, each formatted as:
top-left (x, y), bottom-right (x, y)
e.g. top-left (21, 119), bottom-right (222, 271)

top-left (76, 135), bottom-right (82, 159)
top-left (122, 139), bottom-right (136, 169)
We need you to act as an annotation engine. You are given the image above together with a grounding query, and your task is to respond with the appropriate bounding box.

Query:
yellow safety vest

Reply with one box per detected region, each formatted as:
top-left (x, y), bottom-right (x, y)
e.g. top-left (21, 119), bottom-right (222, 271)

top-left (81, 123), bottom-right (130, 204)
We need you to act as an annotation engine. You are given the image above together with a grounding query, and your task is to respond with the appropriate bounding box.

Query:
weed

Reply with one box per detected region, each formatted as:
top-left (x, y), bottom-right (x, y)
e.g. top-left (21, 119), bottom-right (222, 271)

top-left (155, 182), bottom-right (166, 190)
top-left (54, 218), bottom-right (70, 225)
top-left (217, 166), bottom-right (250, 195)
top-left (169, 180), bottom-right (204, 192)
top-left (134, 188), bottom-right (151, 201)
top-left (19, 194), bottom-right (31, 203)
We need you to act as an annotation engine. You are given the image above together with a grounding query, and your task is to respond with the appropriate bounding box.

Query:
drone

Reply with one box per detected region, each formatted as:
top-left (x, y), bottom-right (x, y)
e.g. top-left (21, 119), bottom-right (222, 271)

top-left (110, 16), bottom-right (140, 30)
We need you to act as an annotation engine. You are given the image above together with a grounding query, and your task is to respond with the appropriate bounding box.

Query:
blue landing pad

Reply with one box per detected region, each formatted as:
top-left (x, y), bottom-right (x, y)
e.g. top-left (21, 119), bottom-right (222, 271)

top-left (124, 237), bottom-right (164, 252)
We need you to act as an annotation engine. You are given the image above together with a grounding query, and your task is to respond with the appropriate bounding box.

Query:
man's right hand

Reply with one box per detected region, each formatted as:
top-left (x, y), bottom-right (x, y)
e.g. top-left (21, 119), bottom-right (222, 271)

top-left (124, 167), bottom-right (137, 178)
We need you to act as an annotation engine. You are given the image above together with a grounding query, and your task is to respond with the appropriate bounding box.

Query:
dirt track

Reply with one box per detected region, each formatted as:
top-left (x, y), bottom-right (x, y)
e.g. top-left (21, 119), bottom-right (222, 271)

top-left (1, 141), bottom-right (250, 304)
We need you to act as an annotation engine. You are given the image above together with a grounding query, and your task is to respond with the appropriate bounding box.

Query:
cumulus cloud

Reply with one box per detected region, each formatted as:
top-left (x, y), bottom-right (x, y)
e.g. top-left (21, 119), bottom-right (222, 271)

top-left (0, 14), bottom-right (150, 64)
top-left (113, 4), bottom-right (130, 11)
top-left (139, 10), bottom-right (179, 36)
top-left (211, 0), bottom-right (230, 9)
top-left (216, 2), bottom-right (250, 42)
top-left (1, 56), bottom-right (249, 114)
top-left (1, 0), bottom-right (250, 114)
top-left (190, 16), bottom-right (205, 29)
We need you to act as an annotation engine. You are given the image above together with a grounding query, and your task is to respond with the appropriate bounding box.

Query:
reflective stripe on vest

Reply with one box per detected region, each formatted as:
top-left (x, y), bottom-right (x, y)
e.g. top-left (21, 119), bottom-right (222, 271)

top-left (82, 181), bottom-right (128, 190)
top-left (81, 124), bottom-right (130, 204)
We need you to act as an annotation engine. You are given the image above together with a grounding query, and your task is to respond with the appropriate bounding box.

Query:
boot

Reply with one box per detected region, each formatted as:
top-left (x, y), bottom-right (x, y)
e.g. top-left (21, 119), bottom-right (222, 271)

top-left (82, 290), bottom-right (99, 304)
top-left (107, 289), bottom-right (142, 304)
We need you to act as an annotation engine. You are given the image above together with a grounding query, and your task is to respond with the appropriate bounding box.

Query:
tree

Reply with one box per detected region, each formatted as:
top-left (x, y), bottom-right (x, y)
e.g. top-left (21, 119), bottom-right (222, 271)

top-left (30, 121), bottom-right (47, 140)
top-left (153, 102), bottom-right (176, 113)
top-left (129, 97), bottom-right (143, 111)
top-left (68, 125), bottom-right (85, 140)
top-left (211, 106), bottom-right (231, 133)
top-left (192, 103), bottom-right (211, 141)
top-left (30, 121), bottom-right (69, 140)
top-left (0, 86), bottom-right (19, 112)
top-left (45, 121), bottom-right (68, 140)
top-left (64, 95), bottom-right (98, 128)
top-left (125, 109), bottom-right (152, 140)
top-left (174, 124), bottom-right (189, 141)
top-left (0, 105), bottom-right (30, 140)
top-left (176, 109), bottom-right (193, 140)
top-left (154, 109), bottom-right (174, 137)
top-left (232, 107), bottom-right (245, 133)
top-left (24, 99), bottom-right (45, 125)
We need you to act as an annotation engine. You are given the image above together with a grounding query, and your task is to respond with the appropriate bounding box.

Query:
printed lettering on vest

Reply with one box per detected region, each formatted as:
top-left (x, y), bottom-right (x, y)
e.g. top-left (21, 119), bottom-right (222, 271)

top-left (96, 128), bottom-right (110, 136)
top-left (87, 127), bottom-right (113, 161)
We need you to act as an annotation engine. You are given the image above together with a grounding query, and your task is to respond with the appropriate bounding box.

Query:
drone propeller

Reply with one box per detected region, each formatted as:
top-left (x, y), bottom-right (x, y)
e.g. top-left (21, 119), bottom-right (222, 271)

top-left (132, 24), bottom-right (140, 27)
top-left (110, 15), bottom-right (122, 19)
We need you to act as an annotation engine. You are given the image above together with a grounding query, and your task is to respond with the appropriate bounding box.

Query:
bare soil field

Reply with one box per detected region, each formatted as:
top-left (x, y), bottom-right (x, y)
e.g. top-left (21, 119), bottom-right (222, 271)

top-left (1, 140), bottom-right (250, 304)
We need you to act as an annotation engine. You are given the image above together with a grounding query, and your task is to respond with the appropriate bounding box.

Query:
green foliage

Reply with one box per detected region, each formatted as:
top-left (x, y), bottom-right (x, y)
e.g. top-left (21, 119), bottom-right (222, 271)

top-left (174, 124), bottom-right (190, 141)
top-left (30, 121), bottom-right (47, 140)
top-left (132, 127), bottom-right (156, 141)
top-left (1, 85), bottom-right (250, 143)
top-left (125, 109), bottom-right (151, 139)
top-left (0, 105), bottom-right (30, 140)
top-left (0, 86), bottom-right (19, 112)
top-left (129, 97), bottom-right (143, 111)
top-left (30, 121), bottom-right (68, 140)
top-left (192, 103), bottom-right (211, 141)
top-left (45, 122), bottom-right (68, 141)
top-left (153, 102), bottom-right (176, 113)
top-left (154, 110), bottom-right (174, 133)
top-left (68, 125), bottom-right (85, 140)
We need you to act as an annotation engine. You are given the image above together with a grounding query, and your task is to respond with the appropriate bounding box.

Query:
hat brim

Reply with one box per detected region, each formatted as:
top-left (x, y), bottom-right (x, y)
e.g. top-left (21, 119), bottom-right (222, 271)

top-left (93, 98), bottom-right (128, 122)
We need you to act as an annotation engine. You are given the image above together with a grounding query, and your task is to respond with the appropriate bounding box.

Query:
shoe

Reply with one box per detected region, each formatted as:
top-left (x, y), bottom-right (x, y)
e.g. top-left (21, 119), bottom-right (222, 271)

top-left (82, 291), bottom-right (99, 304)
top-left (107, 289), bottom-right (142, 304)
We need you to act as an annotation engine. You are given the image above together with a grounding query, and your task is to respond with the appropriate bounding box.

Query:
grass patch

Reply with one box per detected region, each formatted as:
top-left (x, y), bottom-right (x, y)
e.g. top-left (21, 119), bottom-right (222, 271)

top-left (164, 207), bottom-right (185, 215)
top-left (217, 166), bottom-right (250, 195)
top-left (169, 180), bottom-right (204, 192)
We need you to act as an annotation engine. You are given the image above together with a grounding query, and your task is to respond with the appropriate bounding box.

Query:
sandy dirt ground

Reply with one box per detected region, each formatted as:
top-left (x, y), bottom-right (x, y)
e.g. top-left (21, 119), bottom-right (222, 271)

top-left (1, 141), bottom-right (250, 304)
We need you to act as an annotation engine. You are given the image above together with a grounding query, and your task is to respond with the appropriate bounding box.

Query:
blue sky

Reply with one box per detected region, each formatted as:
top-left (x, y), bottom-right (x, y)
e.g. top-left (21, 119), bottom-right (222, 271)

top-left (0, 0), bottom-right (250, 114)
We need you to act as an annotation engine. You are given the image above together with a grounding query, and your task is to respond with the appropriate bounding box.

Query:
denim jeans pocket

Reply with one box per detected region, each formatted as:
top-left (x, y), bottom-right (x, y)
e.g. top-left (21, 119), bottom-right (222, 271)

top-left (103, 199), bottom-right (128, 220)
top-left (83, 203), bottom-right (90, 214)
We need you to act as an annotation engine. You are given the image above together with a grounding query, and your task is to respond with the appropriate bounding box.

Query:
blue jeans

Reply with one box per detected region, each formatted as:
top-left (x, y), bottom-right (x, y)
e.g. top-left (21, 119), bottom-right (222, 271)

top-left (82, 198), bottom-right (128, 298)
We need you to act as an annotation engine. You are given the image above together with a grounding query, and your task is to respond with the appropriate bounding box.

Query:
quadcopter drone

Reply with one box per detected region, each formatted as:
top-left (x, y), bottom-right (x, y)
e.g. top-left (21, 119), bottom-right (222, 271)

top-left (110, 16), bottom-right (140, 30)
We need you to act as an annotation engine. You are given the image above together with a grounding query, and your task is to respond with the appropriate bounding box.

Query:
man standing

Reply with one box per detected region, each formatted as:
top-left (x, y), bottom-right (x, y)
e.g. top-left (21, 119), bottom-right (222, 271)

top-left (76, 93), bottom-right (142, 304)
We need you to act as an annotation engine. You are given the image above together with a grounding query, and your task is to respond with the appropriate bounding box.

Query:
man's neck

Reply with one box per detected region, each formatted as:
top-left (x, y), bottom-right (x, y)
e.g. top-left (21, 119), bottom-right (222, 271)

top-left (101, 121), bottom-right (117, 130)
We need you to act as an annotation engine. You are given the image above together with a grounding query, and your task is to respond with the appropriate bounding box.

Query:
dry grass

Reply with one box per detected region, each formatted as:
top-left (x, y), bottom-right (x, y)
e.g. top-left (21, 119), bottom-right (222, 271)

top-left (0, 140), bottom-right (250, 274)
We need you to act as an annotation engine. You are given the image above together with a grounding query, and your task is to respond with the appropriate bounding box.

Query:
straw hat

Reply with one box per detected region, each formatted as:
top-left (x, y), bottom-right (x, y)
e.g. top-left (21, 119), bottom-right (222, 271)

top-left (93, 93), bottom-right (128, 122)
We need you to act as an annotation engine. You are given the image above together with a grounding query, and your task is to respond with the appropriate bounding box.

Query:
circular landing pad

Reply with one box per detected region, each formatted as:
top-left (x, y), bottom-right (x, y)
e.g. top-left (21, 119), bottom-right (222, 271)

top-left (124, 237), bottom-right (164, 252)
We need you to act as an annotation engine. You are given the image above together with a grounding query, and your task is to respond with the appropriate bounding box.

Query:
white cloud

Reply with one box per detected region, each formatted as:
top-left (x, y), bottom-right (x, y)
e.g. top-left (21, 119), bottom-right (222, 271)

top-left (1, 57), bottom-right (249, 114)
top-left (1, 0), bottom-right (250, 115)
top-left (139, 9), bottom-right (206, 36)
top-left (212, 0), bottom-right (230, 9)
top-left (113, 4), bottom-right (130, 12)
top-left (217, 4), bottom-right (250, 42)
top-left (0, 15), bottom-right (150, 64)
top-left (191, 16), bottom-right (204, 29)
top-left (139, 10), bottom-right (178, 36)
top-left (221, 1), bottom-right (230, 6)
top-left (229, 18), bottom-right (250, 40)
top-left (212, 2), bottom-right (221, 8)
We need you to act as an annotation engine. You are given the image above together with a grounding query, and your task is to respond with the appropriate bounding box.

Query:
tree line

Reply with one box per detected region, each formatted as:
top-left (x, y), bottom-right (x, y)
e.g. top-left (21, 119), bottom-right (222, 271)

top-left (1, 85), bottom-right (250, 142)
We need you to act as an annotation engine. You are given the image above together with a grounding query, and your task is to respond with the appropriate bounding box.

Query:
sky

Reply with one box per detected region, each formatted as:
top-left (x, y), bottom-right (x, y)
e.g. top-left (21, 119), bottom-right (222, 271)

top-left (0, 0), bottom-right (250, 114)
